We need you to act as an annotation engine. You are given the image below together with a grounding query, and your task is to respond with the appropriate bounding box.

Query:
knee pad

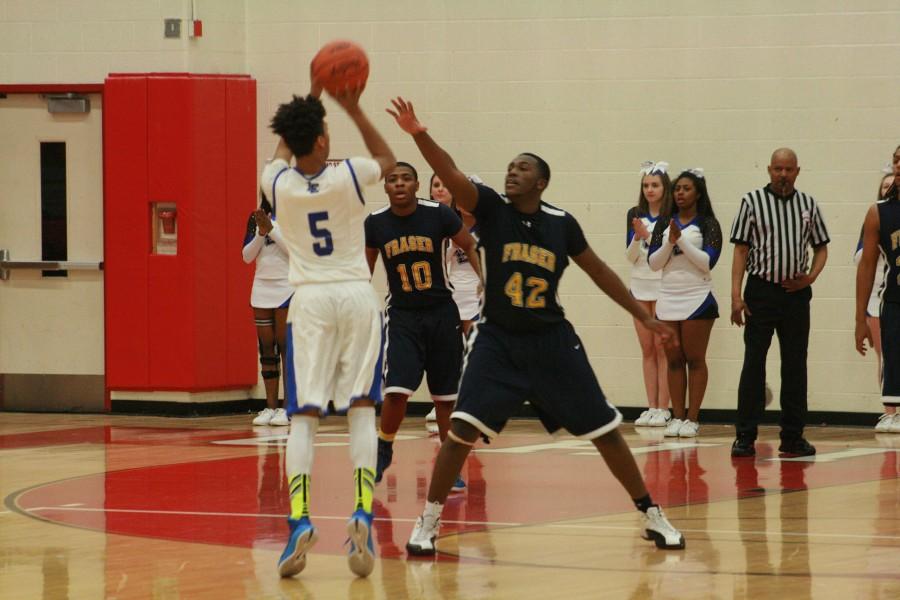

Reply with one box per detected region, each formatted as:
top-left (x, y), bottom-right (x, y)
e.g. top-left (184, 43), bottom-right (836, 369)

top-left (260, 355), bottom-right (280, 379)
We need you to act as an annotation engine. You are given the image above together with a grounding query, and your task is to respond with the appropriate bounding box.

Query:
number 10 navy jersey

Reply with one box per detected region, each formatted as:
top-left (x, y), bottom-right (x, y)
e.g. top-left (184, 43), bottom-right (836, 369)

top-left (365, 199), bottom-right (463, 308)
top-left (473, 184), bottom-right (588, 332)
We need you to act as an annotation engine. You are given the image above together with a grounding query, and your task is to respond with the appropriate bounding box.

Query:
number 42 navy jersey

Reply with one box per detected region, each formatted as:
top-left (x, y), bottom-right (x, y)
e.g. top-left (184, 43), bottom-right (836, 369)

top-left (472, 184), bottom-right (588, 332)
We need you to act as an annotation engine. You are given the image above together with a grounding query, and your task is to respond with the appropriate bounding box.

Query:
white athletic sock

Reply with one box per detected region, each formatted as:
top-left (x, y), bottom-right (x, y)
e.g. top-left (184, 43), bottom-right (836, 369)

top-left (287, 414), bottom-right (318, 477)
top-left (347, 405), bottom-right (377, 470)
top-left (424, 500), bottom-right (443, 520)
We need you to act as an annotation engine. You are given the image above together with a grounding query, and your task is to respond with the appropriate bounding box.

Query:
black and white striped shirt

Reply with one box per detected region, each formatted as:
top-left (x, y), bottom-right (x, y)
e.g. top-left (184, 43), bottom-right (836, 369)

top-left (729, 185), bottom-right (830, 283)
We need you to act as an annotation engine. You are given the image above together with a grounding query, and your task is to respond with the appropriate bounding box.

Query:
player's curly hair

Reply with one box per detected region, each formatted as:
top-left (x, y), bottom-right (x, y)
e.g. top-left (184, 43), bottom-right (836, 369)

top-left (270, 94), bottom-right (326, 157)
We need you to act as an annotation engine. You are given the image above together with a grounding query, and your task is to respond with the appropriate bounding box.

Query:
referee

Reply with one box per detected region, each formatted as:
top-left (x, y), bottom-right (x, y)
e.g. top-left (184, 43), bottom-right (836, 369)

top-left (729, 148), bottom-right (829, 458)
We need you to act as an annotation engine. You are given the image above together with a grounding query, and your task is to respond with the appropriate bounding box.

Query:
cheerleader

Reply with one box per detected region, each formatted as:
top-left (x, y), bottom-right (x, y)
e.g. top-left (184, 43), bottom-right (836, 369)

top-left (648, 169), bottom-right (722, 438)
top-left (857, 171), bottom-right (895, 431)
top-left (628, 162), bottom-right (673, 427)
top-left (242, 194), bottom-right (293, 426)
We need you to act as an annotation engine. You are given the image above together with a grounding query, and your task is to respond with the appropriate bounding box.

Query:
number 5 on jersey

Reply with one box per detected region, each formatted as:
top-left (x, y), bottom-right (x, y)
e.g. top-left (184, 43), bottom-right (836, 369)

top-left (504, 272), bottom-right (548, 308)
top-left (308, 211), bottom-right (334, 256)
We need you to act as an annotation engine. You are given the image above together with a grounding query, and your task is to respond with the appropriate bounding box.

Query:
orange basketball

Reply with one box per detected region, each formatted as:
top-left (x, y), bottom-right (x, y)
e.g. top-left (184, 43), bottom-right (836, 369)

top-left (311, 40), bottom-right (369, 95)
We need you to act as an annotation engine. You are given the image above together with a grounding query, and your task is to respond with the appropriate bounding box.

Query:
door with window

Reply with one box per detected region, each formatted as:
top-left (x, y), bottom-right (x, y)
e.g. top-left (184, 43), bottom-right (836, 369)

top-left (0, 92), bottom-right (105, 411)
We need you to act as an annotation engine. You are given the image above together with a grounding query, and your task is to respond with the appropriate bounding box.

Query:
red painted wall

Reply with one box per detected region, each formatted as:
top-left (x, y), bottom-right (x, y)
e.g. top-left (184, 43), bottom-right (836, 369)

top-left (104, 73), bottom-right (257, 391)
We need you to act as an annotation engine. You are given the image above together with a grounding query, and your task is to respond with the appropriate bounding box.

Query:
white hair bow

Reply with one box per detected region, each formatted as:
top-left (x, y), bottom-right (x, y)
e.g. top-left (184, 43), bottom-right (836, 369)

top-left (687, 167), bottom-right (705, 179)
top-left (639, 161), bottom-right (669, 176)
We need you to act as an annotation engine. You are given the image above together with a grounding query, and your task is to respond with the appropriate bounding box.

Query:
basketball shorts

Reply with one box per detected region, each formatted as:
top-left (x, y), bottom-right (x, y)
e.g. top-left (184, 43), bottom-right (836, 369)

top-left (882, 301), bottom-right (900, 404)
top-left (284, 280), bottom-right (383, 415)
top-left (383, 300), bottom-right (463, 401)
top-left (452, 319), bottom-right (623, 439)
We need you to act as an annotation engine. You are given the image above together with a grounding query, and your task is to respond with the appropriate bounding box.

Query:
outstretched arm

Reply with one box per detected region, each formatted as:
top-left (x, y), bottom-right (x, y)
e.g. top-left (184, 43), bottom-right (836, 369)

top-left (855, 204), bottom-right (880, 355)
top-left (386, 97), bottom-right (478, 212)
top-left (330, 87), bottom-right (396, 179)
top-left (571, 245), bottom-right (676, 346)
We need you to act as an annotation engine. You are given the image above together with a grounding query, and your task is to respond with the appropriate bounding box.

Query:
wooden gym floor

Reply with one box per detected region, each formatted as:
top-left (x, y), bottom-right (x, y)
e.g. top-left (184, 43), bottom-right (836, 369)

top-left (1, 412), bottom-right (898, 599)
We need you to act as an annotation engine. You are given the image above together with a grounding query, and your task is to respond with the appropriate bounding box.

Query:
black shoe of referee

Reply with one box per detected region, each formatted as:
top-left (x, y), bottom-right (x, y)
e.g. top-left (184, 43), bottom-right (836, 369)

top-left (778, 438), bottom-right (816, 457)
top-left (730, 438), bottom-right (756, 458)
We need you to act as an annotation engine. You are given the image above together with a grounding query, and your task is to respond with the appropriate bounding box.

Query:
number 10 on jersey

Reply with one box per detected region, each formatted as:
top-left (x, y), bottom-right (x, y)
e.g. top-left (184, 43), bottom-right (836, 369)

top-left (396, 261), bottom-right (432, 292)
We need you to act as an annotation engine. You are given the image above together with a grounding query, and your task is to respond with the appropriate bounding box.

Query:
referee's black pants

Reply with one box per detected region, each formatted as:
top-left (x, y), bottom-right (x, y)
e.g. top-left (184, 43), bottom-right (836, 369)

top-left (736, 276), bottom-right (812, 442)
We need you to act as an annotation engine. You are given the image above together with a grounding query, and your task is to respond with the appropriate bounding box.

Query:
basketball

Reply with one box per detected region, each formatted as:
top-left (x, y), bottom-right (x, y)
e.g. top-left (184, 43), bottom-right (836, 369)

top-left (311, 40), bottom-right (369, 95)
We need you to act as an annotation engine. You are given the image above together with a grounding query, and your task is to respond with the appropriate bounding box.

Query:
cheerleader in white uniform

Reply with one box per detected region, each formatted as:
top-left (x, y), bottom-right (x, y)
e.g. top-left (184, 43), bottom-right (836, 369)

top-left (857, 172), bottom-right (895, 431)
top-left (425, 173), bottom-right (483, 433)
top-left (242, 194), bottom-right (293, 426)
top-left (628, 162), bottom-right (673, 427)
top-left (648, 169), bottom-right (722, 438)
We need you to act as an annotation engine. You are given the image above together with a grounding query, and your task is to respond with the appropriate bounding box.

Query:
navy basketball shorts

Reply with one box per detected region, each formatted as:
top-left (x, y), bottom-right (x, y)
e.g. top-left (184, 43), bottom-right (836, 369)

top-left (383, 300), bottom-right (463, 401)
top-left (882, 302), bottom-right (900, 404)
top-left (452, 320), bottom-right (623, 439)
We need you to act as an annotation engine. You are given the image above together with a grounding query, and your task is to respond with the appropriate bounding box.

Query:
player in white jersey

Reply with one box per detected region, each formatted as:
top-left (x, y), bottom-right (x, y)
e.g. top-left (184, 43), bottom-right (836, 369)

top-left (433, 173), bottom-right (483, 329)
top-left (260, 82), bottom-right (396, 580)
top-left (856, 172), bottom-right (895, 431)
top-left (648, 169), bottom-right (722, 438)
top-left (627, 162), bottom-right (673, 427)
top-left (242, 193), bottom-right (292, 426)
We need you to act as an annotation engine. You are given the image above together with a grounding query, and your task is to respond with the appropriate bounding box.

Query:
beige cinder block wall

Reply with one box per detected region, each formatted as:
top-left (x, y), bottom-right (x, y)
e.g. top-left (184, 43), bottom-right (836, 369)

top-left (249, 1), bottom-right (899, 413)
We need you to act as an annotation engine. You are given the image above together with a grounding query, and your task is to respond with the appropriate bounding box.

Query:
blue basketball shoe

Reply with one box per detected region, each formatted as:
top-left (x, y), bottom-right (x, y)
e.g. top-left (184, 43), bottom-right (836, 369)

top-left (450, 475), bottom-right (466, 492)
top-left (346, 509), bottom-right (375, 577)
top-left (278, 516), bottom-right (318, 577)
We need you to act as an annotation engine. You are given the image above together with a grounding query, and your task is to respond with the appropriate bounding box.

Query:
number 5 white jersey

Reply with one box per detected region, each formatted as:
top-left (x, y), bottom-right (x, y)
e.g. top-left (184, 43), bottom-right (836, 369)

top-left (260, 157), bottom-right (382, 286)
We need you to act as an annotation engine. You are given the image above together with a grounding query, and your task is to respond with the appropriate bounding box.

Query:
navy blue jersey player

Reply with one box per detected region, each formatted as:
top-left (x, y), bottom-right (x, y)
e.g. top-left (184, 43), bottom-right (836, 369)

top-left (857, 164), bottom-right (900, 409)
top-left (364, 162), bottom-right (479, 488)
top-left (386, 97), bottom-right (685, 556)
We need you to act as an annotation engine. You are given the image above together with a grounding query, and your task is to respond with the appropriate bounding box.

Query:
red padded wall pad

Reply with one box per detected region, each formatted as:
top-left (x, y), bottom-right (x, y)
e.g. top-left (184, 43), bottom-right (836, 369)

top-left (104, 73), bottom-right (257, 391)
top-left (147, 75), bottom-right (193, 387)
top-left (224, 78), bottom-right (258, 387)
top-left (104, 75), bottom-right (150, 388)
top-left (189, 76), bottom-right (228, 387)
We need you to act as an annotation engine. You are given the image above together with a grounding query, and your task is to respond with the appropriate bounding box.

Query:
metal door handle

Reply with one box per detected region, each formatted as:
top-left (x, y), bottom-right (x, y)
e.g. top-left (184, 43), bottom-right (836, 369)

top-left (0, 249), bottom-right (103, 280)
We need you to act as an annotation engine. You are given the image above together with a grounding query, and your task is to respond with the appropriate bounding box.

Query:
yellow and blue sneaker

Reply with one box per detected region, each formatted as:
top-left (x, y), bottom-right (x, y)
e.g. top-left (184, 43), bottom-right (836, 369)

top-left (278, 516), bottom-right (318, 577)
top-left (346, 509), bottom-right (375, 577)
